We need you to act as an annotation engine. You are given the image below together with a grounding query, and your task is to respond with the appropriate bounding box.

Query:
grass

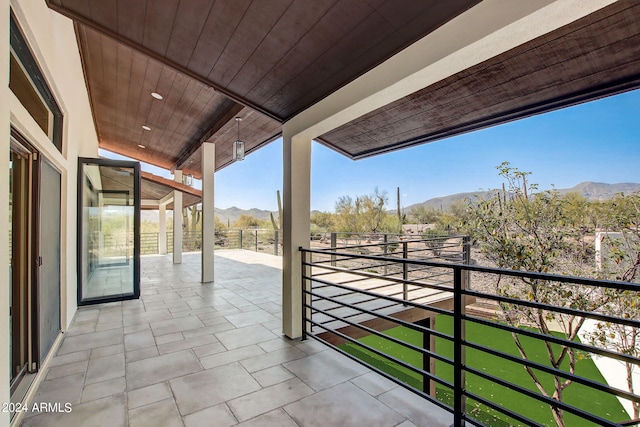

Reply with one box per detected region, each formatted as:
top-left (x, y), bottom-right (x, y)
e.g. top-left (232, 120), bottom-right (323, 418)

top-left (340, 316), bottom-right (629, 426)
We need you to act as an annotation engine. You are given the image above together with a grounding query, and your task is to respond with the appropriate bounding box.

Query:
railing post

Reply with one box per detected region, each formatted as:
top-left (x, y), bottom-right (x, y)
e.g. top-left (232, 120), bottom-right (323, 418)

top-left (301, 249), bottom-right (308, 341)
top-left (462, 236), bottom-right (471, 289)
top-left (402, 242), bottom-right (408, 302)
top-left (383, 234), bottom-right (388, 276)
top-left (453, 266), bottom-right (467, 426)
top-left (239, 229), bottom-right (243, 249)
top-left (330, 232), bottom-right (337, 267)
top-left (274, 230), bottom-right (279, 256)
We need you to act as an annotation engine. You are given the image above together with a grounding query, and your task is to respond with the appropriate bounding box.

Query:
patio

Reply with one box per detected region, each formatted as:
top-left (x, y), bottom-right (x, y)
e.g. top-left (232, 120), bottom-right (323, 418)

top-left (20, 250), bottom-right (451, 427)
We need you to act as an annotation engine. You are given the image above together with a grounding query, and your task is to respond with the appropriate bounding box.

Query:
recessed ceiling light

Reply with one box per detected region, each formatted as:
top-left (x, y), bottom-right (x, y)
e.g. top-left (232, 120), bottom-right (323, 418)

top-left (151, 92), bottom-right (163, 100)
top-left (137, 144), bottom-right (146, 149)
top-left (142, 125), bottom-right (151, 131)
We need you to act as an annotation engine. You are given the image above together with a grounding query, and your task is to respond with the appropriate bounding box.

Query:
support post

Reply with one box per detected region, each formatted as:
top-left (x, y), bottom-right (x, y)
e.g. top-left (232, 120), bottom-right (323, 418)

top-left (383, 234), bottom-right (388, 276)
top-left (330, 232), bottom-right (337, 267)
top-left (402, 242), bottom-right (409, 302)
top-left (282, 131), bottom-right (311, 339)
top-left (158, 204), bottom-right (167, 255)
top-left (453, 266), bottom-right (467, 426)
top-left (173, 170), bottom-right (183, 264)
top-left (462, 235), bottom-right (471, 288)
top-left (201, 143), bottom-right (215, 283)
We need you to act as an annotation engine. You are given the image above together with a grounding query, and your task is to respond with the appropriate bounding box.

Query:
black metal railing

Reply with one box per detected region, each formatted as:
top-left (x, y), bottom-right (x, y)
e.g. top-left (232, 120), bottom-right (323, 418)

top-left (140, 232), bottom-right (159, 255)
top-left (163, 229), bottom-right (282, 255)
top-left (300, 244), bottom-right (640, 427)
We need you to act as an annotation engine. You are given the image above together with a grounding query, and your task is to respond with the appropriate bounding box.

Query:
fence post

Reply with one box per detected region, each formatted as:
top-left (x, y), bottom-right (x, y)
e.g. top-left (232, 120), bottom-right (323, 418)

top-left (330, 232), bottom-right (337, 267)
top-left (383, 234), bottom-right (388, 276)
top-left (255, 229), bottom-right (258, 252)
top-left (402, 242), bottom-right (408, 302)
top-left (453, 266), bottom-right (467, 426)
top-left (274, 230), bottom-right (279, 256)
top-left (239, 229), bottom-right (243, 249)
top-left (462, 236), bottom-right (471, 289)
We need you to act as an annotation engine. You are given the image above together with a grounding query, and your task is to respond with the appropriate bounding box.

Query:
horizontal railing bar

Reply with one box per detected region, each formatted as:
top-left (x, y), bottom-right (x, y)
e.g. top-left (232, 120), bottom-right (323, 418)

top-left (464, 289), bottom-right (640, 329)
top-left (301, 248), bottom-right (640, 292)
top-left (463, 390), bottom-right (545, 427)
top-left (465, 366), bottom-right (620, 427)
top-left (305, 302), bottom-right (453, 365)
top-left (316, 236), bottom-right (465, 251)
top-left (465, 314), bottom-right (640, 366)
top-left (305, 262), bottom-right (453, 294)
top-left (463, 340), bottom-right (640, 403)
top-left (306, 274), bottom-right (454, 317)
top-left (305, 288), bottom-right (454, 342)
top-left (316, 300), bottom-right (406, 323)
top-left (306, 318), bottom-right (453, 389)
top-left (303, 332), bottom-right (456, 415)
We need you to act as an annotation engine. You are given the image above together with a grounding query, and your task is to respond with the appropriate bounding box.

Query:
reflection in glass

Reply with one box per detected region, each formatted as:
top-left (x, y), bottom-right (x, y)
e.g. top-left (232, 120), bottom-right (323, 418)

top-left (80, 162), bottom-right (139, 302)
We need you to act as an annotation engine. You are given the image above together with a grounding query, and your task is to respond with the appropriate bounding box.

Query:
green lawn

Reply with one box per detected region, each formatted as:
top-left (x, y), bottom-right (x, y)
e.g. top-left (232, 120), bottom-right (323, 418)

top-left (340, 316), bottom-right (628, 426)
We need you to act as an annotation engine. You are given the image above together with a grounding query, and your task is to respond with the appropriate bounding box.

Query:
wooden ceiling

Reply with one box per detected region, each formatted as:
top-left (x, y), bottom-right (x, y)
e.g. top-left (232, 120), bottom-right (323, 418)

top-left (99, 167), bottom-right (201, 210)
top-left (46, 0), bottom-right (480, 174)
top-left (318, 1), bottom-right (640, 158)
top-left (47, 0), bottom-right (640, 170)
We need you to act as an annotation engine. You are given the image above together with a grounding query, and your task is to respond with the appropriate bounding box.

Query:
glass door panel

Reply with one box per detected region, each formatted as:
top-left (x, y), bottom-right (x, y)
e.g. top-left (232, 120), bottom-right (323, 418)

top-left (78, 158), bottom-right (140, 304)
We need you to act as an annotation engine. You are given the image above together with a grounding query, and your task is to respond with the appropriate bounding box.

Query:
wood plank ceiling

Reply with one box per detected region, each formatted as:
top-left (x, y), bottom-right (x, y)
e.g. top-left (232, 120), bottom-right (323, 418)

top-left (46, 0), bottom-right (480, 176)
top-left (47, 0), bottom-right (640, 171)
top-left (317, 1), bottom-right (640, 159)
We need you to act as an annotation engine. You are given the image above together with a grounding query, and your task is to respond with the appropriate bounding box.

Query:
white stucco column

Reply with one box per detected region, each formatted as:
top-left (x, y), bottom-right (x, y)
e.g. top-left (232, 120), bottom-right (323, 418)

top-left (173, 170), bottom-right (183, 264)
top-left (201, 142), bottom-right (215, 283)
top-left (158, 204), bottom-right (167, 255)
top-left (282, 131), bottom-right (311, 339)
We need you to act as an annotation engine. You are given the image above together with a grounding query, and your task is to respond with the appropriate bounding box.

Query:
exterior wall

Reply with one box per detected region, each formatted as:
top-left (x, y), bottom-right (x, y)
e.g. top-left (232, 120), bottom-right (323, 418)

top-left (1, 0), bottom-right (99, 422)
top-left (0, 0), bottom-right (11, 423)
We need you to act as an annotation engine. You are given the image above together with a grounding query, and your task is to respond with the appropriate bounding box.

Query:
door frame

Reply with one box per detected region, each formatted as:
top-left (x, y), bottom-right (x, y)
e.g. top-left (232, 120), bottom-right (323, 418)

top-left (9, 129), bottom-right (38, 393)
top-left (77, 157), bottom-right (141, 305)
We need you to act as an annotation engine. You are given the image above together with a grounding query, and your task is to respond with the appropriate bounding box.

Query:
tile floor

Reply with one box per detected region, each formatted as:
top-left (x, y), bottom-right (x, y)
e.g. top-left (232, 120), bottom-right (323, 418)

top-left (21, 250), bottom-right (452, 427)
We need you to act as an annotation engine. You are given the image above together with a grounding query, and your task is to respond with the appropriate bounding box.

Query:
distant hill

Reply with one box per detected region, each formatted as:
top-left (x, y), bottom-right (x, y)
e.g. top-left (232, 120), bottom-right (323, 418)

top-left (141, 206), bottom-right (275, 225)
top-left (405, 182), bottom-right (640, 212)
top-left (214, 207), bottom-right (275, 224)
top-left (141, 182), bottom-right (640, 224)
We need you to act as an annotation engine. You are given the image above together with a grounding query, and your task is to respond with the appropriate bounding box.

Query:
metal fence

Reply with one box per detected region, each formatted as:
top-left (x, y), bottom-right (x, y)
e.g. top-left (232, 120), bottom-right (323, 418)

top-left (159, 229), bottom-right (283, 255)
top-left (300, 241), bottom-right (640, 427)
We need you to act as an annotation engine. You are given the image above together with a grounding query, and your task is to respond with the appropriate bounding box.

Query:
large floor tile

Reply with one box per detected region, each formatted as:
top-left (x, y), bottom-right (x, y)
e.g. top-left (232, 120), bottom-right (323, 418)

top-left (284, 382), bottom-right (405, 427)
top-left (126, 350), bottom-right (202, 390)
top-left (215, 324), bottom-right (278, 350)
top-left (283, 348), bottom-right (369, 391)
top-left (57, 328), bottom-right (123, 355)
top-left (227, 378), bottom-right (314, 422)
top-left (129, 399), bottom-right (183, 427)
top-left (170, 361), bottom-right (261, 415)
top-left (183, 404), bottom-right (237, 427)
top-left (22, 393), bottom-right (126, 427)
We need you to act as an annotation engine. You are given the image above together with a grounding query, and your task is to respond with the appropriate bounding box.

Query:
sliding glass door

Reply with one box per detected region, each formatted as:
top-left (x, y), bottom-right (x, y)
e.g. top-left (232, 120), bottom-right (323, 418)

top-left (78, 158), bottom-right (140, 305)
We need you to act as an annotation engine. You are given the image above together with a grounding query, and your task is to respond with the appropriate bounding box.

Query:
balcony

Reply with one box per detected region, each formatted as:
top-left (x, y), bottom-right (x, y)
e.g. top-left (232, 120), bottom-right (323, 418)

top-left (19, 250), bottom-right (451, 427)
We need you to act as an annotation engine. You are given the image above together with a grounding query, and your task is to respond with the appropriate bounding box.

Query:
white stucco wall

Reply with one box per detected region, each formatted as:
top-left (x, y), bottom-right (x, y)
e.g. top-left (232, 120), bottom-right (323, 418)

top-left (1, 1), bottom-right (99, 423)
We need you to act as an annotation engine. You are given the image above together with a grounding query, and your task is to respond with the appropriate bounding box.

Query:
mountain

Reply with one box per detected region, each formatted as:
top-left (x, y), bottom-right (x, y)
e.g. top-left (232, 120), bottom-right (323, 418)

top-left (405, 182), bottom-right (640, 212)
top-left (141, 206), bottom-right (275, 225)
top-left (214, 207), bottom-right (275, 224)
top-left (555, 182), bottom-right (640, 200)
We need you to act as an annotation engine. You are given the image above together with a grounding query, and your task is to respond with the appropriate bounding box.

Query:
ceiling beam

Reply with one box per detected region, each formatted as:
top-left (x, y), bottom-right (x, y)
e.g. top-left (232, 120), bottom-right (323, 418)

top-left (173, 103), bottom-right (245, 171)
top-left (45, 1), bottom-right (282, 123)
top-left (141, 171), bottom-right (202, 198)
top-left (159, 192), bottom-right (174, 206)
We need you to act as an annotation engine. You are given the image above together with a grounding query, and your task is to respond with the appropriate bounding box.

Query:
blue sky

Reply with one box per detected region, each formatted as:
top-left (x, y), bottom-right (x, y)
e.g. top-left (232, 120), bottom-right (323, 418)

top-left (102, 89), bottom-right (640, 212)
